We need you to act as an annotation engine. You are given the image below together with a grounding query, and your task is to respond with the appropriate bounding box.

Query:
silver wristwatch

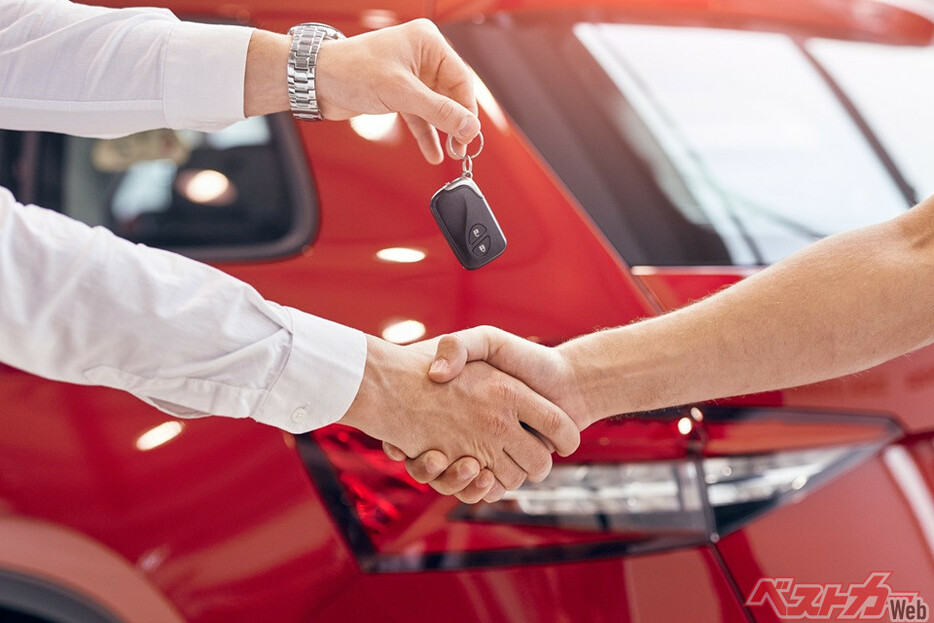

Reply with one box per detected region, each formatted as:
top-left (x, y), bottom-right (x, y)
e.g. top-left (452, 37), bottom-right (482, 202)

top-left (287, 23), bottom-right (345, 121)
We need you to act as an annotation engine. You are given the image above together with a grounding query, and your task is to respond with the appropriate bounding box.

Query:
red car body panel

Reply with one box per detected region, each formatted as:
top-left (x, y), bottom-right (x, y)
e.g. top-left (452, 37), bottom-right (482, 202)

top-left (308, 547), bottom-right (750, 622)
top-left (720, 448), bottom-right (934, 623)
top-left (2, 0), bottom-right (933, 621)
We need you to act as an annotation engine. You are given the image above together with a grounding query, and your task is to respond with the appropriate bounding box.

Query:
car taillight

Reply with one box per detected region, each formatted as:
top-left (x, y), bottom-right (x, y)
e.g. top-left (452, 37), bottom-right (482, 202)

top-left (463, 444), bottom-right (873, 539)
top-left (462, 460), bottom-right (708, 534)
top-left (300, 407), bottom-right (899, 571)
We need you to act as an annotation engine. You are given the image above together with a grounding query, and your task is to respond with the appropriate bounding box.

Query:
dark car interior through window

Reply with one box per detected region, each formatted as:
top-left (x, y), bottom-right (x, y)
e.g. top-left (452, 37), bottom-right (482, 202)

top-left (0, 113), bottom-right (316, 262)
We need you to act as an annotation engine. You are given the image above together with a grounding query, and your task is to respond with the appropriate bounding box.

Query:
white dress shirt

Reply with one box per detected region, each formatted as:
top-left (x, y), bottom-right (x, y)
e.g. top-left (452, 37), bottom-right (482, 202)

top-left (0, 0), bottom-right (368, 433)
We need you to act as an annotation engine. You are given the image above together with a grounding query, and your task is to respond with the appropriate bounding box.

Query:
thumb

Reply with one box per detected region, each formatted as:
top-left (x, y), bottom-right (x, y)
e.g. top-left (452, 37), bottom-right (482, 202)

top-left (428, 331), bottom-right (479, 383)
top-left (429, 326), bottom-right (509, 383)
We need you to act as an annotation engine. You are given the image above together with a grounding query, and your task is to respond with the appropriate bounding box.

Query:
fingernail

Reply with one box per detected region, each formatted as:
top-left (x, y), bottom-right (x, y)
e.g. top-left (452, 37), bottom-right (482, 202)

top-left (430, 358), bottom-right (448, 374)
top-left (458, 115), bottom-right (480, 140)
top-left (477, 472), bottom-right (493, 488)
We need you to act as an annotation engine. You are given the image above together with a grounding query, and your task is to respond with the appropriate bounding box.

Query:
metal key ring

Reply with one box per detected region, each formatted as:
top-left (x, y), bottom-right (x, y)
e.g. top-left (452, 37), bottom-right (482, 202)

top-left (446, 131), bottom-right (484, 161)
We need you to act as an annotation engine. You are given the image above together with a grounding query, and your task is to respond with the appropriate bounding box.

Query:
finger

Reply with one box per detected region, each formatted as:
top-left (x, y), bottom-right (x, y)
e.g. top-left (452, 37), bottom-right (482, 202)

top-left (503, 426), bottom-right (553, 484)
top-left (483, 478), bottom-right (508, 503)
top-left (487, 451), bottom-right (527, 492)
top-left (431, 67), bottom-right (475, 160)
top-left (400, 112), bottom-right (443, 164)
top-left (430, 47), bottom-right (478, 117)
top-left (418, 23), bottom-right (480, 140)
top-left (397, 75), bottom-right (480, 146)
top-left (448, 136), bottom-right (467, 159)
top-left (383, 441), bottom-right (407, 461)
top-left (527, 425), bottom-right (556, 453)
top-left (454, 469), bottom-right (496, 504)
top-left (424, 457), bottom-right (481, 495)
top-left (403, 450), bottom-right (451, 483)
top-left (515, 391), bottom-right (580, 458)
top-left (409, 21), bottom-right (479, 119)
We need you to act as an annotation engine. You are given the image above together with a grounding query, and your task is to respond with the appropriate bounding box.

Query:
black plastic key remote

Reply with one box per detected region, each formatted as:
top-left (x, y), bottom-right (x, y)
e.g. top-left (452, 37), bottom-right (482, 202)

top-left (430, 176), bottom-right (507, 270)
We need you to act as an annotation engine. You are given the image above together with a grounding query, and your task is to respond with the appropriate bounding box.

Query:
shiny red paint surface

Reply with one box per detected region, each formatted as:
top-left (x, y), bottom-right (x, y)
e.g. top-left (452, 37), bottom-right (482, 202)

top-left (223, 100), bottom-right (652, 342)
top-left (2, 0), bottom-right (934, 622)
top-left (309, 547), bottom-right (750, 622)
top-left (719, 444), bottom-right (934, 623)
top-left (0, 380), bottom-right (358, 622)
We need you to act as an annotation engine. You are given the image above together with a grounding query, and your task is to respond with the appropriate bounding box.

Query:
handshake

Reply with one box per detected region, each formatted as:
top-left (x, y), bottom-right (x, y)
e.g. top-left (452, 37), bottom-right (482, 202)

top-left (338, 326), bottom-right (598, 505)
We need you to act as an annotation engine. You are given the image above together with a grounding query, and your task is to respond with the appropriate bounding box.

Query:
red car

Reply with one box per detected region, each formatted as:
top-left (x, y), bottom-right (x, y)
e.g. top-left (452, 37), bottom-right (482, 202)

top-left (1, 0), bottom-right (933, 621)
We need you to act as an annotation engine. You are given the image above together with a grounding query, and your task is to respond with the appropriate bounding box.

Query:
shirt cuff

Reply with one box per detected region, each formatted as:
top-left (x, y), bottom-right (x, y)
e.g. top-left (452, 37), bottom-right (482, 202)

top-left (255, 308), bottom-right (367, 434)
top-left (163, 21), bottom-right (254, 132)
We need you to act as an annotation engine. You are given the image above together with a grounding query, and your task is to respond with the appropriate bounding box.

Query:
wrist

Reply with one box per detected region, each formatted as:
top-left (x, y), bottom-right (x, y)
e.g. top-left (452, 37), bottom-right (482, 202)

top-left (243, 30), bottom-right (291, 117)
top-left (554, 341), bottom-right (604, 429)
top-left (338, 335), bottom-right (387, 436)
top-left (339, 336), bottom-right (433, 447)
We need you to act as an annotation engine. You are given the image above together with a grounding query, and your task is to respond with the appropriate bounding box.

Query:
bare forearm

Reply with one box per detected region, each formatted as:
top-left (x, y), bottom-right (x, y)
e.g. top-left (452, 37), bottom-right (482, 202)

top-left (561, 196), bottom-right (934, 426)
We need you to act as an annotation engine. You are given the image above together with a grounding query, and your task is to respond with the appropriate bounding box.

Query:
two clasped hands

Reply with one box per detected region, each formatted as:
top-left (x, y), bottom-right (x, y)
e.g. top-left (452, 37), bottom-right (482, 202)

top-left (338, 327), bottom-right (599, 505)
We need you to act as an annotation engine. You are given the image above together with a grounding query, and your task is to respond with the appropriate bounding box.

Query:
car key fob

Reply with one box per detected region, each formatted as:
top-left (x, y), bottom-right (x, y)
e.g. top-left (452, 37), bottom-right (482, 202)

top-left (430, 175), bottom-right (507, 270)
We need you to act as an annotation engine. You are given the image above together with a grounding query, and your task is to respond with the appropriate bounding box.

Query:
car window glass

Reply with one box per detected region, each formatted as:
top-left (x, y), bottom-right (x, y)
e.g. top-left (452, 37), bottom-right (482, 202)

top-left (808, 38), bottom-right (934, 200)
top-left (573, 23), bottom-right (907, 265)
top-left (445, 18), bottom-right (915, 267)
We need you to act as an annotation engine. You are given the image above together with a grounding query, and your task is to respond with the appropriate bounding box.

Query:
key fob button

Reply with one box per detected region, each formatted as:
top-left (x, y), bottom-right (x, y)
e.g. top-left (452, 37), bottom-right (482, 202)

top-left (429, 177), bottom-right (506, 270)
top-left (473, 236), bottom-right (491, 256)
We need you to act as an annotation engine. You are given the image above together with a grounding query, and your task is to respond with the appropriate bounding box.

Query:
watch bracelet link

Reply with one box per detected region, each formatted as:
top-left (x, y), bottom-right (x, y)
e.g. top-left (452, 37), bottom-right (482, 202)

top-left (287, 23), bottom-right (345, 121)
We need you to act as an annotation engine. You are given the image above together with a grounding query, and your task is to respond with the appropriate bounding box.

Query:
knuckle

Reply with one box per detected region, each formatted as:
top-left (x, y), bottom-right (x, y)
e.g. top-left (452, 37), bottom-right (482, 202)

top-left (410, 18), bottom-right (437, 33)
top-left (454, 459), bottom-right (478, 481)
top-left (500, 469), bottom-right (526, 491)
top-left (484, 485), bottom-right (507, 503)
top-left (408, 467), bottom-right (431, 484)
top-left (432, 476), bottom-right (458, 496)
top-left (431, 479), bottom-right (455, 495)
top-left (435, 97), bottom-right (458, 124)
top-left (456, 490), bottom-right (481, 504)
top-left (487, 411), bottom-right (511, 438)
top-left (492, 378), bottom-right (517, 404)
top-left (478, 324), bottom-right (502, 341)
top-left (539, 408), bottom-right (563, 436)
top-left (437, 333), bottom-right (459, 352)
top-left (527, 451), bottom-right (552, 483)
top-left (407, 456), bottom-right (441, 483)
top-left (425, 454), bottom-right (446, 476)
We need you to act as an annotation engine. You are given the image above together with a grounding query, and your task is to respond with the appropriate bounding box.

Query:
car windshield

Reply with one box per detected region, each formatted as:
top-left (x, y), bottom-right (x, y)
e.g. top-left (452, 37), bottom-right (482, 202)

top-left (446, 16), bottom-right (931, 266)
